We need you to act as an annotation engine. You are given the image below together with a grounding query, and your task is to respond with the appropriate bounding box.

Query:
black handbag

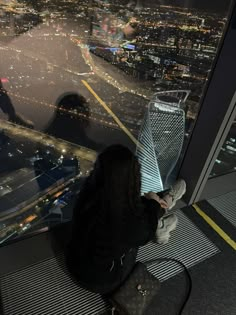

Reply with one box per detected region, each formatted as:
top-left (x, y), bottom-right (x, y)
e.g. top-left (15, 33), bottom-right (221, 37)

top-left (109, 258), bottom-right (191, 315)
top-left (110, 262), bottom-right (160, 315)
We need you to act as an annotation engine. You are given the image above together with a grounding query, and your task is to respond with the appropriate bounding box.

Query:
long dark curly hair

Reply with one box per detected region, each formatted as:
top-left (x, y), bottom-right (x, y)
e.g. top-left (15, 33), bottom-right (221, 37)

top-left (72, 145), bottom-right (142, 245)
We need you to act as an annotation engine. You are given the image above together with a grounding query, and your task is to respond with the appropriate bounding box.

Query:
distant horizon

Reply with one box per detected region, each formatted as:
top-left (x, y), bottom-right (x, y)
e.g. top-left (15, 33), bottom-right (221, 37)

top-left (1, 0), bottom-right (232, 15)
top-left (102, 0), bottom-right (233, 14)
top-left (143, 0), bottom-right (232, 14)
top-left (93, 0), bottom-right (233, 13)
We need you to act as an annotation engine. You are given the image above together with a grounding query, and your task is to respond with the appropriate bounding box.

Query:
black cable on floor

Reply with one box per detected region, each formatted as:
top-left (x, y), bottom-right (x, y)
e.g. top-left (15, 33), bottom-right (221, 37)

top-left (144, 258), bottom-right (192, 315)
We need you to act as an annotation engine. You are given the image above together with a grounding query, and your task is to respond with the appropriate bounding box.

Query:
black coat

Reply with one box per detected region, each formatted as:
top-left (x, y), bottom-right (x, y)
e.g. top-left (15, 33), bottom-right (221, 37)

top-left (66, 195), bottom-right (164, 294)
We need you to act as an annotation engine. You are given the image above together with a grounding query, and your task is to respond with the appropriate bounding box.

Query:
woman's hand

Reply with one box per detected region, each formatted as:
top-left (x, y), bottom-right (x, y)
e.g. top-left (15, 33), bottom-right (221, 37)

top-left (144, 191), bottom-right (168, 209)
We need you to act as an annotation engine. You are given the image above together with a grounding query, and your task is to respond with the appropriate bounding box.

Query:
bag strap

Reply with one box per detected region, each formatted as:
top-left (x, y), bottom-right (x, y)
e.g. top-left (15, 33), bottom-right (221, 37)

top-left (143, 258), bottom-right (192, 315)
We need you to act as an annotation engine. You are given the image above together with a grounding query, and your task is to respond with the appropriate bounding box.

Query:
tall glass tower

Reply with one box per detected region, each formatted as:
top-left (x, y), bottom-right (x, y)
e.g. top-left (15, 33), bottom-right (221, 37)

top-left (137, 90), bottom-right (189, 194)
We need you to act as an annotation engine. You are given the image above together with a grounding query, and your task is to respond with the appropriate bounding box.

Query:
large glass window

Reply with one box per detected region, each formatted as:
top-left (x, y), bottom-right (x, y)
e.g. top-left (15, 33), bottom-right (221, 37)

top-left (0, 0), bottom-right (232, 244)
top-left (210, 116), bottom-right (236, 177)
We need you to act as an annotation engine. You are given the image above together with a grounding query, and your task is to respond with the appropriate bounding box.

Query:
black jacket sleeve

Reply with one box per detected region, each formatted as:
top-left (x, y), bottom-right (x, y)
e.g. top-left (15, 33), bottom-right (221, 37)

top-left (125, 198), bottom-right (165, 248)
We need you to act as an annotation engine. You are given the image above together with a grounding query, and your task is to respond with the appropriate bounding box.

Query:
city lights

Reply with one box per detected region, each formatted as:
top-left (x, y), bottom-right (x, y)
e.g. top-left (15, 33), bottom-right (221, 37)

top-left (0, 0), bottom-right (234, 244)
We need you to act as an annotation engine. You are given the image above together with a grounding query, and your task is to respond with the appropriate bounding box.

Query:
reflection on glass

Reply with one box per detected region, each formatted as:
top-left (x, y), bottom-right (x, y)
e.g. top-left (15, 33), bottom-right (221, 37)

top-left (210, 118), bottom-right (236, 177)
top-left (0, 0), bottom-right (232, 244)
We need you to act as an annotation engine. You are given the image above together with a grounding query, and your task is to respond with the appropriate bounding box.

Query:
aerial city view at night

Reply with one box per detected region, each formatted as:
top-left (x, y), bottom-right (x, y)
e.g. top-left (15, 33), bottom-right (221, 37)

top-left (0, 0), bottom-right (234, 243)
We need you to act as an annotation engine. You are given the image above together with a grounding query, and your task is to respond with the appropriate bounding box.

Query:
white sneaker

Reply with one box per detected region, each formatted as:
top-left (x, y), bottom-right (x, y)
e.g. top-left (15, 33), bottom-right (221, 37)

top-left (164, 179), bottom-right (186, 210)
top-left (156, 214), bottom-right (178, 244)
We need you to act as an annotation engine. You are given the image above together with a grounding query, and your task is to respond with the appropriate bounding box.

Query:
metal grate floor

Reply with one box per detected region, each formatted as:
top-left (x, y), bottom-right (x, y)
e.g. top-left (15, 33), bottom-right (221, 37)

top-left (208, 190), bottom-right (236, 228)
top-left (137, 211), bottom-right (220, 282)
top-left (0, 211), bottom-right (220, 315)
top-left (0, 254), bottom-right (110, 315)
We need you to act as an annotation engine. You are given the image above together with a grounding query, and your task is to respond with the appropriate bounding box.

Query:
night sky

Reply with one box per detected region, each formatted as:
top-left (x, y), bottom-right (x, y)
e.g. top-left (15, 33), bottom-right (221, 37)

top-left (151, 0), bottom-right (233, 13)
top-left (14, 0), bottom-right (233, 14)
top-left (112, 0), bottom-right (233, 14)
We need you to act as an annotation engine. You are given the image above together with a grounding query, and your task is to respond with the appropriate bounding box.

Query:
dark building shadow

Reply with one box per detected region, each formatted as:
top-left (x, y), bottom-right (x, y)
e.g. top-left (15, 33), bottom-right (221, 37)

top-left (0, 79), bottom-right (34, 129)
top-left (45, 92), bottom-right (101, 150)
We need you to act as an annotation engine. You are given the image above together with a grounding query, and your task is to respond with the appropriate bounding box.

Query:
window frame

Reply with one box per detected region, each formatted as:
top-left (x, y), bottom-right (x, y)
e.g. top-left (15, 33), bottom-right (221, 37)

top-left (179, 1), bottom-right (236, 204)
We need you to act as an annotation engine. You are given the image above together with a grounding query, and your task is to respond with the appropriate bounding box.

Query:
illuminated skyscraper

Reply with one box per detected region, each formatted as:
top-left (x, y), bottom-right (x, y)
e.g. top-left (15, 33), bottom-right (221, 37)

top-left (137, 90), bottom-right (189, 193)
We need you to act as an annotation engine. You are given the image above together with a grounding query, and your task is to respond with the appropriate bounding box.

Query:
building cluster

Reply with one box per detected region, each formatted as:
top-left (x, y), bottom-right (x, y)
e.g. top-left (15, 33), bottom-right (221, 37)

top-left (0, 127), bottom-right (80, 243)
top-left (0, 0), bottom-right (234, 243)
